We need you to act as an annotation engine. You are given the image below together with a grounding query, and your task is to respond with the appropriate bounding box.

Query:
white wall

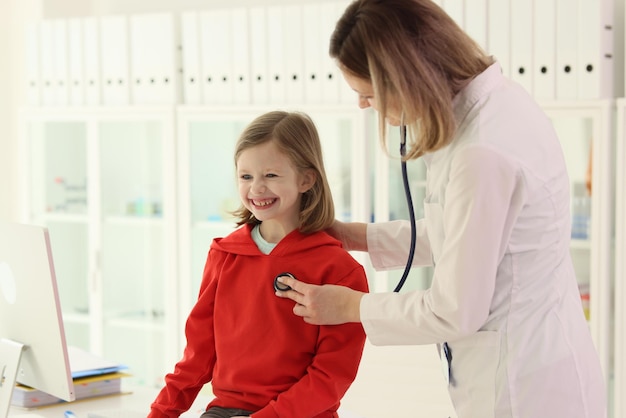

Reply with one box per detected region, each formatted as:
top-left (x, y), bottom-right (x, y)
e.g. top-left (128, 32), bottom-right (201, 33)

top-left (0, 0), bottom-right (42, 222)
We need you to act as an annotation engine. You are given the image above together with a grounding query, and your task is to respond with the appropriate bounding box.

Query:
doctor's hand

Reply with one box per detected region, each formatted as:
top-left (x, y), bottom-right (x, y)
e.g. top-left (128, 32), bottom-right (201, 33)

top-left (274, 275), bottom-right (364, 325)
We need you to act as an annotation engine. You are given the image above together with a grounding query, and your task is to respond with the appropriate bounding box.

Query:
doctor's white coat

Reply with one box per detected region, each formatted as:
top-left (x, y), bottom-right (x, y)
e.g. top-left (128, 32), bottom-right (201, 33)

top-left (360, 63), bottom-right (606, 418)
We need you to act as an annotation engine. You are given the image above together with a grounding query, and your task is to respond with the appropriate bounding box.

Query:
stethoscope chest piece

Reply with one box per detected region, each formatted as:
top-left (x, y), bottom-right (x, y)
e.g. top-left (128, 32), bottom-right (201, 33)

top-left (273, 272), bottom-right (295, 292)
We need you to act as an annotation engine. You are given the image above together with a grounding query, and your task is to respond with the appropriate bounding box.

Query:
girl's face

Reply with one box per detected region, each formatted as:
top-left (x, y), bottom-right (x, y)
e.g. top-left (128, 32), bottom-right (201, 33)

top-left (341, 69), bottom-right (403, 126)
top-left (236, 140), bottom-right (314, 240)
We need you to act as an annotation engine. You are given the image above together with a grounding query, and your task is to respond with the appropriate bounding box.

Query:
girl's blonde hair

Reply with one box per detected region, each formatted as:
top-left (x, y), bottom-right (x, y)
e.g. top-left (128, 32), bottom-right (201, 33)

top-left (232, 111), bottom-right (335, 234)
top-left (330, 0), bottom-right (494, 159)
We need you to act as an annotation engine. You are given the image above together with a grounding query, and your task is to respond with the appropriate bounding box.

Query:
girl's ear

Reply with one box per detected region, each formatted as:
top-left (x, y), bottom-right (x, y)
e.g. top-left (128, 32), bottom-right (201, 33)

top-left (298, 169), bottom-right (316, 193)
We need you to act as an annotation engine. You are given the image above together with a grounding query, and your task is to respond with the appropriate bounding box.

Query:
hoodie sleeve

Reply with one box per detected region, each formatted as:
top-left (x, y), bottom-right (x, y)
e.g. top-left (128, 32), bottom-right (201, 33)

top-left (251, 263), bottom-right (369, 418)
top-left (149, 249), bottom-right (226, 418)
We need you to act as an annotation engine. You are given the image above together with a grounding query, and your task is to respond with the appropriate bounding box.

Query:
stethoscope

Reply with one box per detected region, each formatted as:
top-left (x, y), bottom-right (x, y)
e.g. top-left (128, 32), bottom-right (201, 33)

top-left (272, 125), bottom-right (417, 294)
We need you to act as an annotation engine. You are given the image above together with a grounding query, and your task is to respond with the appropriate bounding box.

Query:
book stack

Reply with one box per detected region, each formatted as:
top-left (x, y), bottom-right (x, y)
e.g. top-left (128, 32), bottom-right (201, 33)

top-left (11, 346), bottom-right (129, 408)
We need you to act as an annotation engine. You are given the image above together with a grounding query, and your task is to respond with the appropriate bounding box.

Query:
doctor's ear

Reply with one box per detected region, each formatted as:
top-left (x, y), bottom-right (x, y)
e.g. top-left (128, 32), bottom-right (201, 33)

top-left (298, 169), bottom-right (316, 193)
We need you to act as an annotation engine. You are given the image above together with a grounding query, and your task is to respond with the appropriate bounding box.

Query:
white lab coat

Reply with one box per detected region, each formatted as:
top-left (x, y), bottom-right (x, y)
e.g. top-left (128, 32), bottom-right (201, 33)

top-left (360, 63), bottom-right (606, 417)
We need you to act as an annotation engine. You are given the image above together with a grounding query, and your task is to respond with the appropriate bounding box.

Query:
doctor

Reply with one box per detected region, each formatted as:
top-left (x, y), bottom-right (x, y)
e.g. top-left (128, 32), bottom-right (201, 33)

top-left (275, 0), bottom-right (607, 417)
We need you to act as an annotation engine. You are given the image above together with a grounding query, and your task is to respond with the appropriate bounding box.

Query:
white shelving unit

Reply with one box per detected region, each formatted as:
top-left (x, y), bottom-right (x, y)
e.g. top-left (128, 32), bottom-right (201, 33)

top-left (18, 106), bottom-right (179, 388)
top-left (613, 98), bottom-right (626, 418)
top-left (541, 99), bottom-right (615, 410)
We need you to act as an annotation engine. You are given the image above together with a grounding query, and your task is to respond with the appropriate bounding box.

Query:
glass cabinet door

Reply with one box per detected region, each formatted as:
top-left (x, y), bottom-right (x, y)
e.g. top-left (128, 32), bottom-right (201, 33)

top-left (26, 118), bottom-right (91, 349)
top-left (97, 113), bottom-right (176, 388)
top-left (543, 101), bottom-right (614, 403)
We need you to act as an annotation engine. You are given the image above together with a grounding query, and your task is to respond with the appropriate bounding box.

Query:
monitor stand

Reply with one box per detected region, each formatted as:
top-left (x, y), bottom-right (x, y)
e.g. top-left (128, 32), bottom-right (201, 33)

top-left (0, 339), bottom-right (25, 418)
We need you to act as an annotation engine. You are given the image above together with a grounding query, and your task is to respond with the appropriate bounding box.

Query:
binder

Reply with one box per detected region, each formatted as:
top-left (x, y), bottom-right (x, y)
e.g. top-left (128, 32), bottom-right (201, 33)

top-left (231, 7), bottom-right (251, 105)
top-left (266, 5), bottom-right (286, 104)
top-left (282, 4), bottom-right (305, 104)
top-left (24, 22), bottom-right (41, 106)
top-left (67, 18), bottom-right (85, 106)
top-left (52, 20), bottom-right (69, 106)
top-left (336, 1), bottom-right (356, 104)
top-left (532, 0), bottom-right (556, 100)
top-left (464, 0), bottom-right (487, 50)
top-left (303, 2), bottom-right (323, 104)
top-left (181, 11), bottom-right (203, 104)
top-left (509, 1), bottom-right (533, 94)
top-left (577, 0), bottom-right (614, 99)
top-left (130, 13), bottom-right (179, 104)
top-left (319, 2), bottom-right (340, 103)
top-left (487, 0), bottom-right (511, 79)
top-left (82, 17), bottom-right (101, 105)
top-left (200, 8), bottom-right (234, 105)
top-left (39, 20), bottom-right (56, 106)
top-left (100, 15), bottom-right (130, 105)
top-left (248, 6), bottom-right (269, 104)
top-left (555, 0), bottom-right (578, 100)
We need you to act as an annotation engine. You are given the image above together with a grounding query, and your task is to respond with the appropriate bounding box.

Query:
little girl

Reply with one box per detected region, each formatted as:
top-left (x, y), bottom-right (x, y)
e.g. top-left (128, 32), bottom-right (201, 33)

top-left (149, 111), bottom-right (369, 418)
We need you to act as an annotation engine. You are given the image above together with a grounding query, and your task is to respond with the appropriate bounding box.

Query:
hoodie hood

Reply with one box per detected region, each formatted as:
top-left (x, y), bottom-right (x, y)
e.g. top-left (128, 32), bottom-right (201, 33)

top-left (210, 223), bottom-right (343, 257)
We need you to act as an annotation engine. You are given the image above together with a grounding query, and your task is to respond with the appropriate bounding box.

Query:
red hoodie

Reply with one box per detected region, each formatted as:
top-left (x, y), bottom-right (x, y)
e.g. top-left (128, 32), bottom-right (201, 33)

top-left (149, 224), bottom-right (369, 418)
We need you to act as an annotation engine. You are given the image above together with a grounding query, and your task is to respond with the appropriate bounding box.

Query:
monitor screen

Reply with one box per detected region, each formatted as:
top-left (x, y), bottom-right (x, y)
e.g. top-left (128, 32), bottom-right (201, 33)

top-left (0, 222), bottom-right (75, 417)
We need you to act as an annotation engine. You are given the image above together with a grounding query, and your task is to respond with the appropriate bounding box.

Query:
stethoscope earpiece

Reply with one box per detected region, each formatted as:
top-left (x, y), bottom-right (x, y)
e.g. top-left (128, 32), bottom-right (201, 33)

top-left (273, 272), bottom-right (295, 292)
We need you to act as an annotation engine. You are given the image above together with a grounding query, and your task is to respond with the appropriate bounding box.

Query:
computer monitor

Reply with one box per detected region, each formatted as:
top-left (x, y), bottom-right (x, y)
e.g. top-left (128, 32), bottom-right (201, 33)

top-left (0, 222), bottom-right (75, 418)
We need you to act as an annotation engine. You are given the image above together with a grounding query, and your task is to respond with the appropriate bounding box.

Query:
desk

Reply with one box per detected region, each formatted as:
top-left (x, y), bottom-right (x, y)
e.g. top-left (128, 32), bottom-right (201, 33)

top-left (9, 387), bottom-right (363, 418)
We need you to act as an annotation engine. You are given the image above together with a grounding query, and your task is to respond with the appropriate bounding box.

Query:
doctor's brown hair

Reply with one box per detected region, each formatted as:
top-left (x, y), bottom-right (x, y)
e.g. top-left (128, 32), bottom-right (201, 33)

top-left (232, 111), bottom-right (335, 234)
top-left (330, 0), bottom-right (494, 159)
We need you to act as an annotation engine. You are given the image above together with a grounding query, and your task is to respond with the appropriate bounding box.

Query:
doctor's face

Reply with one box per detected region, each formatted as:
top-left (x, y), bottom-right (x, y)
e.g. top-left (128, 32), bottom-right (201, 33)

top-left (341, 69), bottom-right (403, 126)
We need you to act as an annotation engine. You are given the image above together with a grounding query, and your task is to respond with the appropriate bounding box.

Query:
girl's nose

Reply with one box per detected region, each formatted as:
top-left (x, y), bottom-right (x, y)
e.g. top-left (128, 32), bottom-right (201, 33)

top-left (250, 178), bottom-right (266, 194)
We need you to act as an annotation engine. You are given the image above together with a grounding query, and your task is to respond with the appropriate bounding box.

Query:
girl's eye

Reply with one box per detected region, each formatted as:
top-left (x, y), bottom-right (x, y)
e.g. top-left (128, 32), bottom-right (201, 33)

top-left (266, 173), bottom-right (278, 178)
top-left (240, 174), bottom-right (252, 180)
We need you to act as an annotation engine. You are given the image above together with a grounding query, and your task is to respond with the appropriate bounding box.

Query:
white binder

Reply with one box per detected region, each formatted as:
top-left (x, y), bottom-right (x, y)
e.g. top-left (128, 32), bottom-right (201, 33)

top-left (303, 3), bottom-right (323, 104)
top-left (25, 22), bottom-right (41, 106)
top-left (532, 0), bottom-right (556, 100)
top-left (487, 0), bottom-right (511, 79)
top-left (130, 13), bottom-right (179, 105)
top-left (100, 15), bottom-right (130, 105)
top-left (181, 11), bottom-right (203, 105)
top-left (319, 2), bottom-right (340, 104)
top-left (67, 18), bottom-right (84, 106)
top-left (248, 6), bottom-right (269, 104)
top-left (509, 1), bottom-right (533, 94)
top-left (282, 4), bottom-right (305, 104)
top-left (464, 0), bottom-right (487, 51)
top-left (577, 0), bottom-right (614, 99)
top-left (267, 5), bottom-right (286, 104)
top-left (231, 7), bottom-right (251, 105)
top-left (82, 17), bottom-right (101, 105)
top-left (555, 0), bottom-right (578, 100)
top-left (335, 1), bottom-right (356, 104)
top-left (200, 9), bottom-right (234, 105)
top-left (52, 20), bottom-right (69, 106)
top-left (39, 21), bottom-right (55, 106)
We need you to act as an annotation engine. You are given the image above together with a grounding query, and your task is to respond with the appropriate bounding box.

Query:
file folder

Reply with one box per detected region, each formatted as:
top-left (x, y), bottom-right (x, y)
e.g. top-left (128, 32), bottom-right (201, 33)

top-left (100, 15), bottom-right (130, 105)
top-left (487, 0), bottom-right (511, 78)
top-left (267, 5), bottom-right (286, 104)
top-left (283, 4), bottom-right (305, 104)
top-left (82, 17), bottom-right (101, 105)
top-left (532, 0), bottom-right (556, 100)
top-left (249, 6), bottom-right (270, 104)
top-left (509, 1), bottom-right (533, 94)
top-left (336, 0), bottom-right (356, 104)
top-left (67, 18), bottom-right (85, 106)
top-left (181, 11), bottom-right (203, 105)
top-left (303, 3), bottom-right (324, 104)
top-left (25, 22), bottom-right (41, 106)
top-left (555, 0), bottom-right (578, 100)
top-left (577, 0), bottom-right (614, 99)
top-left (319, 2), bottom-right (340, 103)
top-left (52, 20), bottom-right (69, 106)
top-left (232, 7), bottom-right (251, 105)
top-left (39, 20), bottom-right (56, 106)
top-left (200, 9), bottom-right (234, 104)
top-left (130, 13), bottom-right (179, 104)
